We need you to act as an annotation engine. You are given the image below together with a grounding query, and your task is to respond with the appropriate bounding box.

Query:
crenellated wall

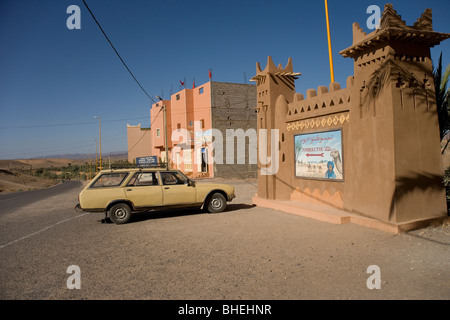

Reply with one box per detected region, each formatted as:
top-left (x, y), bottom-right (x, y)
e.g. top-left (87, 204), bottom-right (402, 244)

top-left (271, 76), bottom-right (353, 209)
top-left (286, 77), bottom-right (353, 131)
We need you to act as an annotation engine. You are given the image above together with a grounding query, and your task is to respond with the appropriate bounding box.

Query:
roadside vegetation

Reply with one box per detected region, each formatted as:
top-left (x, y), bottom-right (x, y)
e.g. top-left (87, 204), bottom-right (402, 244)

top-left (16, 159), bottom-right (134, 181)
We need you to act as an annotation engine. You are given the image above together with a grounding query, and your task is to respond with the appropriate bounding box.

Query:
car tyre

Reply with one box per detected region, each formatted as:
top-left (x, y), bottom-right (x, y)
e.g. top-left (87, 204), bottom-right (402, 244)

top-left (109, 203), bottom-right (132, 225)
top-left (207, 193), bottom-right (226, 213)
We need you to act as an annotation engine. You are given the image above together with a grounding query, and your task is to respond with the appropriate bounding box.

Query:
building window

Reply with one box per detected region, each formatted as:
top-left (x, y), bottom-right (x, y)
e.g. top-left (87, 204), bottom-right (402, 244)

top-left (200, 119), bottom-right (205, 129)
top-left (157, 128), bottom-right (160, 137)
top-left (199, 87), bottom-right (204, 94)
top-left (177, 123), bottom-right (181, 130)
top-left (176, 94), bottom-right (180, 100)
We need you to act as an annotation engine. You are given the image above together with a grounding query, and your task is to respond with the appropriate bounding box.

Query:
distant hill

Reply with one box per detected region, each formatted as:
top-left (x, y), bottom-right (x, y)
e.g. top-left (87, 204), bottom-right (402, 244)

top-left (31, 151), bottom-right (128, 160)
top-left (0, 152), bottom-right (128, 169)
top-left (0, 158), bottom-right (85, 169)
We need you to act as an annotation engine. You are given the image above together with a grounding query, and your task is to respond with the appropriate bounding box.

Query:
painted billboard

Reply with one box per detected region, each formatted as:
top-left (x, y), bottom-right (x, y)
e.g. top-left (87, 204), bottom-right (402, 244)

top-left (294, 129), bottom-right (343, 181)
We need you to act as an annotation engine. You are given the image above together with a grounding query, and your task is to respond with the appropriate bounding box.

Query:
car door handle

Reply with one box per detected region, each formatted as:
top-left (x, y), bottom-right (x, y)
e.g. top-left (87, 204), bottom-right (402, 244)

top-left (164, 187), bottom-right (170, 189)
top-left (127, 189), bottom-right (133, 191)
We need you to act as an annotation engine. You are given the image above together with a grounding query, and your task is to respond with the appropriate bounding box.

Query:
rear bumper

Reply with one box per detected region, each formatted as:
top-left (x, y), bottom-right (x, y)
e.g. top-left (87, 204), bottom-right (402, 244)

top-left (75, 203), bottom-right (105, 213)
top-left (75, 203), bottom-right (83, 212)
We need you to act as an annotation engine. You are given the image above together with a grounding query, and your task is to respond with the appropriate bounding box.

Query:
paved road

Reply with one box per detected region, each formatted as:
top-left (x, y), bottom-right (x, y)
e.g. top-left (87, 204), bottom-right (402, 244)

top-left (0, 181), bottom-right (81, 216)
top-left (0, 181), bottom-right (83, 249)
top-left (0, 178), bottom-right (449, 304)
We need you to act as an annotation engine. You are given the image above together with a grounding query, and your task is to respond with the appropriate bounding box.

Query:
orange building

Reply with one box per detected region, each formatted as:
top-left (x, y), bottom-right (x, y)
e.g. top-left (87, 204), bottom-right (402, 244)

top-left (128, 81), bottom-right (257, 178)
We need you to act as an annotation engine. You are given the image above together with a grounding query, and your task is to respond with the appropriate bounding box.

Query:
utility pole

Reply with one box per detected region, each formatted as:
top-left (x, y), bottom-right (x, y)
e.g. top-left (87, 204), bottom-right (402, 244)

top-left (92, 139), bottom-right (98, 174)
top-left (88, 151), bottom-right (92, 180)
top-left (157, 96), bottom-right (169, 170)
top-left (94, 116), bottom-right (102, 171)
top-left (163, 105), bottom-right (169, 170)
top-left (324, 0), bottom-right (335, 83)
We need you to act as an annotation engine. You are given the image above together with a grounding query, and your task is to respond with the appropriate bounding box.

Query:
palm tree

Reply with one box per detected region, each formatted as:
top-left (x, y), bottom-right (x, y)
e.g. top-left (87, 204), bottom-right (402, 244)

top-left (434, 53), bottom-right (450, 213)
top-left (433, 52), bottom-right (450, 154)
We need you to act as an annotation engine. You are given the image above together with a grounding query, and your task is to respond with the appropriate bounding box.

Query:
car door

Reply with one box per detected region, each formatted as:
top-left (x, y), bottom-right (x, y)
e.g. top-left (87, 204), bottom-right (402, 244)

top-left (159, 171), bottom-right (196, 205)
top-left (124, 171), bottom-right (163, 209)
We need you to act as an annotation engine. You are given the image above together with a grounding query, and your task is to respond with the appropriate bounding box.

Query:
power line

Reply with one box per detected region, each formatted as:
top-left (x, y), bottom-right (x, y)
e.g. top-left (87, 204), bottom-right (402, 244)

top-left (82, 0), bottom-right (157, 104)
top-left (0, 116), bottom-right (150, 130)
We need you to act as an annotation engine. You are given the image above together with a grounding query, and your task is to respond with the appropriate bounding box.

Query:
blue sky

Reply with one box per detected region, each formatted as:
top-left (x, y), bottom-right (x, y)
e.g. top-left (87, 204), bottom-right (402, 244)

top-left (0, 0), bottom-right (449, 160)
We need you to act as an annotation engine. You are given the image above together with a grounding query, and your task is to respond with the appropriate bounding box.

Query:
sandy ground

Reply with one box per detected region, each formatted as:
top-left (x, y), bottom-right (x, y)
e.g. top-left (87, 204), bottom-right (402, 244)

top-left (0, 158), bottom-right (89, 193)
top-left (0, 169), bottom-right (58, 193)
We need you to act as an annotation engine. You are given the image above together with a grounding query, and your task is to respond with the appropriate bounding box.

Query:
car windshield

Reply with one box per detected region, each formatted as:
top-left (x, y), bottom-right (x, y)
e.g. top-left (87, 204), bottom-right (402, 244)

top-left (91, 172), bottom-right (128, 188)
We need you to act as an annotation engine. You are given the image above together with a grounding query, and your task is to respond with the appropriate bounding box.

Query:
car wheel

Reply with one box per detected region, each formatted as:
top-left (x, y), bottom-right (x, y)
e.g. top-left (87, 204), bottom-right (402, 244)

top-left (207, 193), bottom-right (226, 213)
top-left (109, 203), bottom-right (132, 225)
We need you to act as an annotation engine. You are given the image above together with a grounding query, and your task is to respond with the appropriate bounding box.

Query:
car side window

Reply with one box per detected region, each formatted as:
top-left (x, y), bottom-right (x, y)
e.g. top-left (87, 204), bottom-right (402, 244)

top-left (91, 173), bottom-right (128, 188)
top-left (160, 172), bottom-right (186, 185)
top-left (128, 172), bottom-right (158, 186)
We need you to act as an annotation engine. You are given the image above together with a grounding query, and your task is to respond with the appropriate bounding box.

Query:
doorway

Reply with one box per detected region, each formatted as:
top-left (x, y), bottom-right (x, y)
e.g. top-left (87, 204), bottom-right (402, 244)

top-left (201, 148), bottom-right (208, 173)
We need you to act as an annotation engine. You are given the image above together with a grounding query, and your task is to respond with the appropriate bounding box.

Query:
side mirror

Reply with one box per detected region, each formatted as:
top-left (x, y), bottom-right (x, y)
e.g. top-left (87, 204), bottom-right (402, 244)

top-left (187, 179), bottom-right (196, 187)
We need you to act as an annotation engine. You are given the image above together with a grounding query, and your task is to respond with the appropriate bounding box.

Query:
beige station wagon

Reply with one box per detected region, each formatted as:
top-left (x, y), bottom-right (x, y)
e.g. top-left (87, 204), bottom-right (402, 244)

top-left (76, 168), bottom-right (235, 224)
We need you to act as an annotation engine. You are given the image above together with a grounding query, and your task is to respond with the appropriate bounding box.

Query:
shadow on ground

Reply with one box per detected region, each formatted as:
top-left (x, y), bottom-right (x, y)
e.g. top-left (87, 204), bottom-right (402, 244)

top-left (98, 203), bottom-right (256, 224)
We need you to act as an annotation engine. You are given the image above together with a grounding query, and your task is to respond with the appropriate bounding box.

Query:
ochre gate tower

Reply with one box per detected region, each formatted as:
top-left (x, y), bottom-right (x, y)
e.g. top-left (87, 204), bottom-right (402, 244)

top-left (252, 4), bottom-right (450, 232)
top-left (252, 57), bottom-right (301, 200)
top-left (340, 4), bottom-right (449, 224)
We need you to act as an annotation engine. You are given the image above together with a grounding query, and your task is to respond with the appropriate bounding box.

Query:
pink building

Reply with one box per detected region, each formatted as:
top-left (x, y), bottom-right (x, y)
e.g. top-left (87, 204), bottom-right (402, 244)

top-left (151, 82), bottom-right (213, 177)
top-left (128, 80), bottom-right (257, 178)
